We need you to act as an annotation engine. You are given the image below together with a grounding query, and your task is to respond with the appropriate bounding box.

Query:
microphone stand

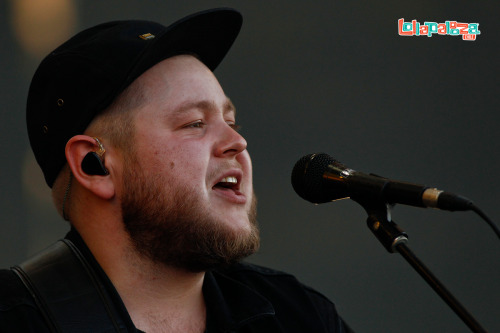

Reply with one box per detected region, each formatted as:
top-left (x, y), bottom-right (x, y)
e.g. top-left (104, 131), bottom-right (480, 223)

top-left (353, 198), bottom-right (487, 333)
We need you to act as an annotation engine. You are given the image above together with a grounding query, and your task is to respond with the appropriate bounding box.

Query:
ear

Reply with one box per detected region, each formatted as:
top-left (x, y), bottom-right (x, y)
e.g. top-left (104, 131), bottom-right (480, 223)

top-left (65, 135), bottom-right (115, 200)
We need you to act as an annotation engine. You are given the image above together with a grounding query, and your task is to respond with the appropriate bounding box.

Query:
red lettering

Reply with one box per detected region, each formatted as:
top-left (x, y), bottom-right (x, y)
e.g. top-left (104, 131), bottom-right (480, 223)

top-left (398, 18), bottom-right (413, 36)
top-left (438, 23), bottom-right (446, 34)
top-left (420, 25), bottom-right (428, 36)
top-left (457, 23), bottom-right (468, 35)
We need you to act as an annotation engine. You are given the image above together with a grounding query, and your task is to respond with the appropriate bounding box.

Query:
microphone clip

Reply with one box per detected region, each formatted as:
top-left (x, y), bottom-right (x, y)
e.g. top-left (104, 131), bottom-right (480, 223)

top-left (354, 197), bottom-right (408, 253)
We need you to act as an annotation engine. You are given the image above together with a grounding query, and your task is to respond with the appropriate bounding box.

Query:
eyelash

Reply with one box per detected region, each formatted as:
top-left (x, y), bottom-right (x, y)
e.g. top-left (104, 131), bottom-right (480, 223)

top-left (186, 121), bottom-right (204, 128)
top-left (185, 121), bottom-right (241, 131)
top-left (228, 123), bottom-right (242, 131)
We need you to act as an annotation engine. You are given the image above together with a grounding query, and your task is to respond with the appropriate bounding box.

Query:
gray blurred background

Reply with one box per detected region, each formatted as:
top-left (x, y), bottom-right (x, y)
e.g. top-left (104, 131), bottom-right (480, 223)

top-left (1, 1), bottom-right (498, 332)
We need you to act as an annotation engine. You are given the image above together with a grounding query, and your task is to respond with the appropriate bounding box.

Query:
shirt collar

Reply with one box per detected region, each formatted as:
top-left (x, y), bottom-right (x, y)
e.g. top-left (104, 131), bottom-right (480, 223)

top-left (65, 228), bottom-right (140, 331)
top-left (203, 268), bottom-right (275, 332)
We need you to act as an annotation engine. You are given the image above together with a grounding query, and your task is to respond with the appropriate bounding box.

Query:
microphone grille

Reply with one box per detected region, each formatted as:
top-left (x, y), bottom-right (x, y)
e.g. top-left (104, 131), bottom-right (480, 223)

top-left (291, 153), bottom-right (337, 203)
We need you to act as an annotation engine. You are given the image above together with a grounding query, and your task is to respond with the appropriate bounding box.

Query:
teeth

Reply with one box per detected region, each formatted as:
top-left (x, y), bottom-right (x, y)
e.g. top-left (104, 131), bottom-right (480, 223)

top-left (220, 176), bottom-right (237, 184)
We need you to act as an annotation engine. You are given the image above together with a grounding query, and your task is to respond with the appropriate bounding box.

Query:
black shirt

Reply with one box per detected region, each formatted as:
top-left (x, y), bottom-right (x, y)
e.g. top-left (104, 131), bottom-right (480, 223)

top-left (0, 229), bottom-right (351, 332)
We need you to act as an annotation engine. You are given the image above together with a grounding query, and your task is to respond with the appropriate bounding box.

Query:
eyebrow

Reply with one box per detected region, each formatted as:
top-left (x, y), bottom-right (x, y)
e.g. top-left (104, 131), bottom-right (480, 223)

top-left (171, 98), bottom-right (236, 117)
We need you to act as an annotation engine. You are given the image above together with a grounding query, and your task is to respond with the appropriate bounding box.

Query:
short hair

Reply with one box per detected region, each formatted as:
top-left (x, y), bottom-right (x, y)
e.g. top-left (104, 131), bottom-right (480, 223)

top-left (86, 77), bottom-right (147, 150)
top-left (51, 78), bottom-right (147, 220)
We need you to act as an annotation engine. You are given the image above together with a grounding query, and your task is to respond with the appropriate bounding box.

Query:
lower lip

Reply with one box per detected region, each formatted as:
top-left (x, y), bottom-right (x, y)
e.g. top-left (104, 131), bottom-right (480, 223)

top-left (212, 186), bottom-right (247, 204)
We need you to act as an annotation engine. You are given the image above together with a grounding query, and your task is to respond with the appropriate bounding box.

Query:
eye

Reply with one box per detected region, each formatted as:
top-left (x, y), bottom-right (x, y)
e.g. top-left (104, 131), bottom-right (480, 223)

top-left (184, 120), bottom-right (205, 128)
top-left (226, 121), bottom-right (241, 132)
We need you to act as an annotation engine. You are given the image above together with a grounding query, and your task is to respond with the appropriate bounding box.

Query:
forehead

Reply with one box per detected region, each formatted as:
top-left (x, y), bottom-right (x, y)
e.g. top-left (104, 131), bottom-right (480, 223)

top-left (138, 55), bottom-right (226, 105)
top-left (170, 98), bottom-right (236, 119)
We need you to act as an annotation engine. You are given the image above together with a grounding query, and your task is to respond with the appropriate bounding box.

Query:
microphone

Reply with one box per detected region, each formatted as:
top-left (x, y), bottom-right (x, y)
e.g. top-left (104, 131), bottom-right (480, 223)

top-left (291, 153), bottom-right (474, 211)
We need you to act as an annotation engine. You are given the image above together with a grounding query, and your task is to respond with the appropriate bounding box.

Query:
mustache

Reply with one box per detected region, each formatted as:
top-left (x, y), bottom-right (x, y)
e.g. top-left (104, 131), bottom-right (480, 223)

top-left (206, 161), bottom-right (245, 182)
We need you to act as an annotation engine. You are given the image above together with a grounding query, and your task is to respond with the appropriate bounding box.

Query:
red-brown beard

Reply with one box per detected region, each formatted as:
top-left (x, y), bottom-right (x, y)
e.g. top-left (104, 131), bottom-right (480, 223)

top-left (120, 152), bottom-right (259, 272)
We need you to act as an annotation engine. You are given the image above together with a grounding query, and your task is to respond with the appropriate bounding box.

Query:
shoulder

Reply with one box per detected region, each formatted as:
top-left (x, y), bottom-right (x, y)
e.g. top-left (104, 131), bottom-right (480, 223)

top-left (0, 269), bottom-right (32, 308)
top-left (216, 261), bottom-right (302, 279)
top-left (0, 269), bottom-right (49, 332)
top-left (216, 262), bottom-right (334, 304)
top-left (216, 262), bottom-right (331, 300)
top-left (213, 263), bottom-right (351, 332)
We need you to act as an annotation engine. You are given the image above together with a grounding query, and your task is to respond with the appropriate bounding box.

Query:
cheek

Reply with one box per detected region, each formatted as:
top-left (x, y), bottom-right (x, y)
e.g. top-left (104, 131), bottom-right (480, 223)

top-left (143, 137), bottom-right (182, 171)
top-left (149, 144), bottom-right (210, 186)
top-left (135, 130), bottom-right (211, 188)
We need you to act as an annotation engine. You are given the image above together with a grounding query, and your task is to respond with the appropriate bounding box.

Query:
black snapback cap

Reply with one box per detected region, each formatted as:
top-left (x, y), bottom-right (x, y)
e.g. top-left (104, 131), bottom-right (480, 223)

top-left (26, 8), bottom-right (242, 187)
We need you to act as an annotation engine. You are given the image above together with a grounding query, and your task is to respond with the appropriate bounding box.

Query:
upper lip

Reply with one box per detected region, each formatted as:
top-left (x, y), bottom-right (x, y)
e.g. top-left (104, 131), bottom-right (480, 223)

top-left (212, 169), bottom-right (243, 191)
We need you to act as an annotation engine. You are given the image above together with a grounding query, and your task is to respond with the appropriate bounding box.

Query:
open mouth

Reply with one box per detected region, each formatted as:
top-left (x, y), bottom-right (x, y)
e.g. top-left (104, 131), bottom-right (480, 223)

top-left (211, 170), bottom-right (246, 204)
top-left (213, 176), bottom-right (239, 191)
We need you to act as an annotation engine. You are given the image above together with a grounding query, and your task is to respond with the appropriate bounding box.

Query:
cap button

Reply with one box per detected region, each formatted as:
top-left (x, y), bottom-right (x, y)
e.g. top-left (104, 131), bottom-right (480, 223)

top-left (57, 98), bottom-right (64, 107)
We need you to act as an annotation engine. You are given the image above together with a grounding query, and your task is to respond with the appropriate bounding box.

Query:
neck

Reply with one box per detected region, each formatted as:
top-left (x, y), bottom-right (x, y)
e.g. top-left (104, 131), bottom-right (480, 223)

top-left (77, 223), bottom-right (207, 333)
top-left (113, 254), bottom-right (207, 333)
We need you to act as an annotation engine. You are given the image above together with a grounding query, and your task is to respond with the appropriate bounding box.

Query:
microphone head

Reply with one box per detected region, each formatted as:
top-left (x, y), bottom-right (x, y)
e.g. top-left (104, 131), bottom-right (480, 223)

top-left (291, 153), bottom-right (349, 203)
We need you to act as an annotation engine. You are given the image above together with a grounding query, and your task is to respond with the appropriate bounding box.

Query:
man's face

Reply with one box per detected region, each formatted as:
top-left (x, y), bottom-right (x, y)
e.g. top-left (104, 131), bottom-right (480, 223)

top-left (118, 55), bottom-right (259, 271)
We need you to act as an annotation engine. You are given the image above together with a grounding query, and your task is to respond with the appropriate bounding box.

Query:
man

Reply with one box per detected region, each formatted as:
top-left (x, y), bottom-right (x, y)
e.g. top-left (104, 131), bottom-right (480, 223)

top-left (0, 8), bottom-right (351, 332)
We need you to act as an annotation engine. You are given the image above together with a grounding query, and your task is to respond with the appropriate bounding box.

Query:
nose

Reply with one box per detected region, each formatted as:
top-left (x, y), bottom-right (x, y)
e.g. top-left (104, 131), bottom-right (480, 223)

top-left (213, 122), bottom-right (247, 157)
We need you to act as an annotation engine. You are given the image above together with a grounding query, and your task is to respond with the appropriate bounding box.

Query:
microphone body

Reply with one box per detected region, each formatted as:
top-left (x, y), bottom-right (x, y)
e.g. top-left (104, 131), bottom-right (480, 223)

top-left (291, 153), bottom-right (473, 211)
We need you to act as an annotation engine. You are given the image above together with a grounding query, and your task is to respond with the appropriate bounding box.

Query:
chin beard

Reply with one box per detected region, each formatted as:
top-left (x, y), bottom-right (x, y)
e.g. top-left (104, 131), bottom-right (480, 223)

top-left (121, 156), bottom-right (259, 272)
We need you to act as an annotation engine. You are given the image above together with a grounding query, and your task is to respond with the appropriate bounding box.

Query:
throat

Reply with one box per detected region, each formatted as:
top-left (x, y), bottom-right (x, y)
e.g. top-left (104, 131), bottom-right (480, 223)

top-left (129, 288), bottom-right (207, 333)
top-left (134, 309), bottom-right (206, 333)
top-left (109, 253), bottom-right (207, 333)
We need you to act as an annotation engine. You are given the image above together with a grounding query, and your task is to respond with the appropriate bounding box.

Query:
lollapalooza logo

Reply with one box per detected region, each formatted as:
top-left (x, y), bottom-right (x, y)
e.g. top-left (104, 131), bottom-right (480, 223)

top-left (398, 18), bottom-right (480, 41)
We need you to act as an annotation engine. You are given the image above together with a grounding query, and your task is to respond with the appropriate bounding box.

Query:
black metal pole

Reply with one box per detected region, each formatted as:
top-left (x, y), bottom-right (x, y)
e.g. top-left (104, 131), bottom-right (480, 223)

top-left (395, 243), bottom-right (487, 333)
top-left (355, 198), bottom-right (488, 332)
